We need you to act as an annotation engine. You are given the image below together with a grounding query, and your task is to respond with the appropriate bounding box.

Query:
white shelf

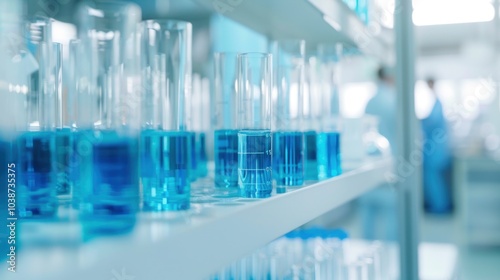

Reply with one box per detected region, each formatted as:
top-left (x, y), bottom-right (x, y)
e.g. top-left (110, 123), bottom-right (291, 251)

top-left (2, 158), bottom-right (393, 280)
top-left (195, 0), bottom-right (389, 60)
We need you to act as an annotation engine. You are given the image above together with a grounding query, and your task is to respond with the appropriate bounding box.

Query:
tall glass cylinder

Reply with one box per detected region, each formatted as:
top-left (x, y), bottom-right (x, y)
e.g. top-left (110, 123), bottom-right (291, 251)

top-left (17, 17), bottom-right (59, 218)
top-left (76, 1), bottom-right (141, 235)
top-left (270, 40), bottom-right (305, 190)
top-left (238, 53), bottom-right (273, 198)
top-left (190, 74), bottom-right (208, 178)
top-left (140, 20), bottom-right (192, 211)
top-left (51, 42), bottom-right (73, 203)
top-left (317, 43), bottom-right (342, 180)
top-left (67, 39), bottom-right (83, 209)
top-left (213, 52), bottom-right (239, 188)
top-left (303, 56), bottom-right (323, 180)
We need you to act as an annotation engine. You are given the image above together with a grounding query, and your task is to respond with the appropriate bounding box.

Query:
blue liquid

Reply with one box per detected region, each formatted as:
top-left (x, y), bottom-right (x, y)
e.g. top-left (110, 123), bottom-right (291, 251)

top-left (317, 132), bottom-right (342, 180)
top-left (304, 131), bottom-right (318, 180)
top-left (214, 129), bottom-right (239, 188)
top-left (140, 130), bottom-right (190, 211)
top-left (76, 130), bottom-right (139, 236)
top-left (238, 130), bottom-right (272, 198)
top-left (273, 131), bottom-right (304, 187)
top-left (55, 128), bottom-right (74, 198)
top-left (188, 131), bottom-right (198, 181)
top-left (17, 131), bottom-right (58, 218)
top-left (196, 132), bottom-right (208, 178)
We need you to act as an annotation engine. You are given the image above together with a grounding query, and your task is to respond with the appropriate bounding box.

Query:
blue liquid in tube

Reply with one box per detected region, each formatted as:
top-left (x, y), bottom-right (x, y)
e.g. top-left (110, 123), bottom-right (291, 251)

top-left (55, 128), bottom-right (74, 198)
top-left (196, 132), bottom-right (208, 178)
top-left (317, 132), bottom-right (342, 180)
top-left (17, 131), bottom-right (58, 218)
top-left (304, 130), bottom-right (318, 180)
top-left (188, 131), bottom-right (197, 181)
top-left (214, 129), bottom-right (238, 188)
top-left (238, 130), bottom-right (272, 198)
top-left (273, 131), bottom-right (304, 187)
top-left (77, 130), bottom-right (139, 236)
top-left (140, 130), bottom-right (190, 211)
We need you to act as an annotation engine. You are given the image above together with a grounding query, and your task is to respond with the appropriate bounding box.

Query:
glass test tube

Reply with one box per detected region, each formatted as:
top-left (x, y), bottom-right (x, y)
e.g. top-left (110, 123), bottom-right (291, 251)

top-left (303, 56), bottom-right (323, 181)
top-left (76, 1), bottom-right (141, 235)
top-left (213, 52), bottom-right (240, 188)
top-left (17, 17), bottom-right (59, 218)
top-left (270, 40), bottom-right (305, 190)
top-left (190, 73), bottom-right (208, 178)
top-left (238, 53), bottom-right (273, 198)
top-left (140, 20), bottom-right (192, 211)
top-left (51, 42), bottom-right (74, 204)
top-left (317, 44), bottom-right (342, 180)
top-left (189, 74), bottom-right (210, 178)
top-left (67, 39), bottom-right (83, 209)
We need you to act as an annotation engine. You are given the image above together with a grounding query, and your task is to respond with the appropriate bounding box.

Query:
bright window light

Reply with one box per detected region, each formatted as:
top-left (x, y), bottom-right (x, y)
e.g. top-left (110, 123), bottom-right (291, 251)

top-left (415, 80), bottom-right (436, 120)
top-left (341, 82), bottom-right (376, 118)
top-left (413, 0), bottom-right (495, 26)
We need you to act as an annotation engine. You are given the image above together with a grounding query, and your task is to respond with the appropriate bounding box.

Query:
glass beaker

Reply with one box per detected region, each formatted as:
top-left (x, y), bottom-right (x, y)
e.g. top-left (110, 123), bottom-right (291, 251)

top-left (76, 1), bottom-right (141, 236)
top-left (238, 53), bottom-right (273, 198)
top-left (317, 44), bottom-right (343, 180)
top-left (17, 17), bottom-right (59, 218)
top-left (140, 19), bottom-right (192, 211)
top-left (270, 40), bottom-right (306, 190)
top-left (213, 52), bottom-right (240, 188)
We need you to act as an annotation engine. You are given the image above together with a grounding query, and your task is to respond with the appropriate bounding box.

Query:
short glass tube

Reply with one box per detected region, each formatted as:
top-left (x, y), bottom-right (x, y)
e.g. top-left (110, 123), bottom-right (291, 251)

top-left (76, 1), bottom-right (141, 235)
top-left (213, 52), bottom-right (240, 188)
top-left (270, 40), bottom-right (305, 189)
top-left (140, 20), bottom-right (192, 211)
top-left (237, 53), bottom-right (273, 198)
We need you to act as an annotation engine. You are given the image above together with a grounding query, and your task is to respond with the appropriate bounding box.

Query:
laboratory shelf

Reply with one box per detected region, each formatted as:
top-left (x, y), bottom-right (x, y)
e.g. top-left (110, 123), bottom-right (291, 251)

top-left (195, 0), bottom-right (389, 60)
top-left (3, 158), bottom-right (392, 280)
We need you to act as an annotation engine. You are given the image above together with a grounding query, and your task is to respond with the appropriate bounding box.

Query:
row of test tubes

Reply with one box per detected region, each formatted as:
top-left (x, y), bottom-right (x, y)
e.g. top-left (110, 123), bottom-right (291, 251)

top-left (213, 43), bottom-right (343, 196)
top-left (0, 1), bottom-right (344, 235)
top-left (209, 228), bottom-right (390, 280)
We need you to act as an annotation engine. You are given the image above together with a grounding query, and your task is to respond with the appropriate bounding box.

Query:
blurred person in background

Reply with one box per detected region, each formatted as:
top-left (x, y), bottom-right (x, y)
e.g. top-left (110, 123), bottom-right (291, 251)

top-left (365, 66), bottom-right (397, 148)
top-left (421, 78), bottom-right (453, 214)
top-left (360, 66), bottom-right (398, 241)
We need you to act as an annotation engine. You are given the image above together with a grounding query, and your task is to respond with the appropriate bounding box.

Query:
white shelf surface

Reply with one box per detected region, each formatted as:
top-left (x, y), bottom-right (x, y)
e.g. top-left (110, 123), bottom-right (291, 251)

top-left (2, 158), bottom-right (392, 280)
top-left (195, 0), bottom-right (389, 60)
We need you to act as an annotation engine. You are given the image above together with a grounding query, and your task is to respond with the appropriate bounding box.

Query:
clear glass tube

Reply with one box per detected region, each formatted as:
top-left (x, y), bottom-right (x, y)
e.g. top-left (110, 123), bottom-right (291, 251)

top-left (213, 52), bottom-right (240, 188)
top-left (76, 1), bottom-right (141, 235)
top-left (140, 19), bottom-right (192, 211)
top-left (303, 57), bottom-right (323, 181)
top-left (237, 53), bottom-right (273, 198)
top-left (190, 74), bottom-right (209, 178)
top-left (51, 42), bottom-right (73, 203)
top-left (17, 17), bottom-right (59, 218)
top-left (316, 44), bottom-right (343, 180)
top-left (270, 40), bottom-right (305, 190)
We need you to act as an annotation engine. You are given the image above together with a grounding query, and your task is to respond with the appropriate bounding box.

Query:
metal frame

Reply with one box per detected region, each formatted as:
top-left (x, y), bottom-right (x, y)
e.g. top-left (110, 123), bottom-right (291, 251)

top-left (394, 0), bottom-right (420, 279)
